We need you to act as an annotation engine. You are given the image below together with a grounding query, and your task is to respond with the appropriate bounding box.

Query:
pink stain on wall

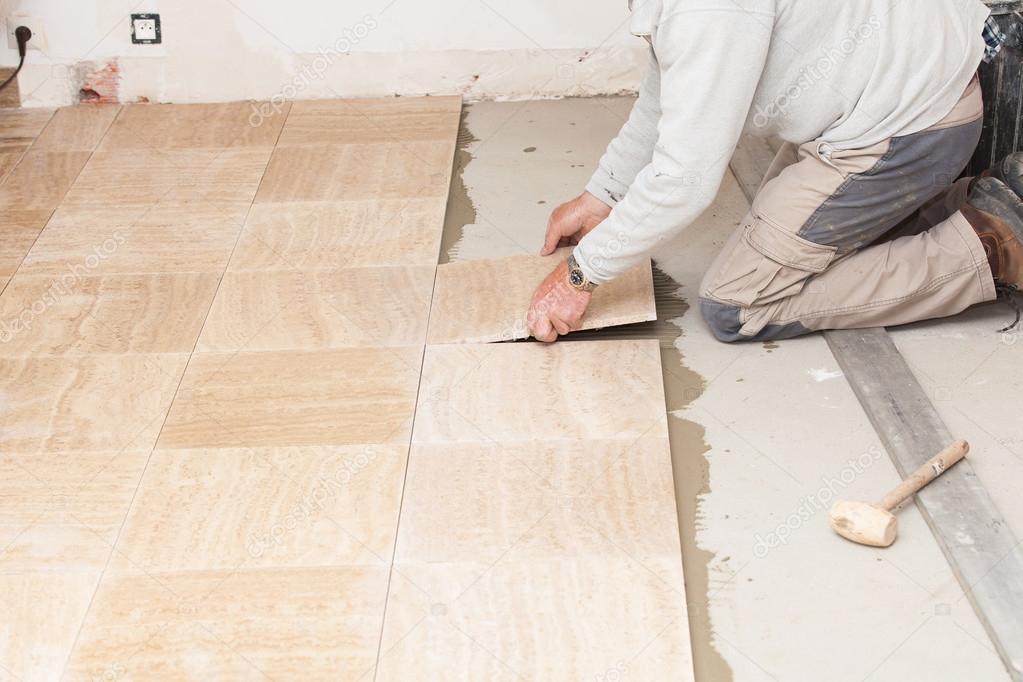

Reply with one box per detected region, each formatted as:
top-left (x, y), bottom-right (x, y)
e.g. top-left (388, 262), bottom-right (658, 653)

top-left (78, 59), bottom-right (120, 103)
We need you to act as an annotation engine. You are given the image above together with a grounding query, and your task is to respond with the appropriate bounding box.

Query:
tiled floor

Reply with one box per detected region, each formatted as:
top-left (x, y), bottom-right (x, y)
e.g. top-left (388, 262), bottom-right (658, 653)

top-left (0, 98), bottom-right (692, 681)
top-left (0, 98), bottom-right (459, 681)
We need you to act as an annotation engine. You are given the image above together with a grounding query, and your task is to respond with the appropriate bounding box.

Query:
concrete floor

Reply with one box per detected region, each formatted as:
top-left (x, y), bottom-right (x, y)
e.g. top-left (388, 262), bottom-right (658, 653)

top-left (446, 97), bottom-right (1021, 682)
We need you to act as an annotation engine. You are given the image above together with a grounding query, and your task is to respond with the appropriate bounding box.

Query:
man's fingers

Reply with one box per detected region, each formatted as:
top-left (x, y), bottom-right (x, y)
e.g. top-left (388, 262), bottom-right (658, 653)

top-left (529, 312), bottom-right (558, 343)
top-left (540, 223), bottom-right (563, 255)
top-left (550, 317), bottom-right (571, 336)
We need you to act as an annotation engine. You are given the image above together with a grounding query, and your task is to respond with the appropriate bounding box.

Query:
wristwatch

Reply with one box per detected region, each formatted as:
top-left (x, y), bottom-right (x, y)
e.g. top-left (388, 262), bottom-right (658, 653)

top-left (566, 254), bottom-right (598, 292)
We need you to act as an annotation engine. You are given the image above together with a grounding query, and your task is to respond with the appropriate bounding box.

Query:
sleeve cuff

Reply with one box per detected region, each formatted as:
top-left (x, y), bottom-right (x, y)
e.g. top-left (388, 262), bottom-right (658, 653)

top-left (571, 242), bottom-right (615, 287)
top-left (585, 168), bottom-right (630, 207)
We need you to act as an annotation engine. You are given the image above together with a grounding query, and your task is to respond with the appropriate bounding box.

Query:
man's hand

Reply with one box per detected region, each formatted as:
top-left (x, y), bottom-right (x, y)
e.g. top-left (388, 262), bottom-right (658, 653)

top-left (540, 191), bottom-right (612, 255)
top-left (527, 260), bottom-right (592, 343)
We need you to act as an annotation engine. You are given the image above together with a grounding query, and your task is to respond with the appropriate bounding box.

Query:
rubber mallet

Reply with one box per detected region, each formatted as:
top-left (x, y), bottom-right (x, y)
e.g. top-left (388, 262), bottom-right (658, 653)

top-left (829, 440), bottom-right (969, 547)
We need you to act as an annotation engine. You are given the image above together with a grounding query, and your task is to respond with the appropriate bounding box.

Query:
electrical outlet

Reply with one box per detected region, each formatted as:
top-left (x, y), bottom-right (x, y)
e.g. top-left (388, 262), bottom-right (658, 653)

top-left (6, 14), bottom-right (46, 51)
top-left (131, 13), bottom-right (161, 44)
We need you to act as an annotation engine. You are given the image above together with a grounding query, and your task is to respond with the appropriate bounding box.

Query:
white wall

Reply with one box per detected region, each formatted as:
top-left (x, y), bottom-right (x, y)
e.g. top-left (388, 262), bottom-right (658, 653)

top-left (0, 0), bottom-right (645, 106)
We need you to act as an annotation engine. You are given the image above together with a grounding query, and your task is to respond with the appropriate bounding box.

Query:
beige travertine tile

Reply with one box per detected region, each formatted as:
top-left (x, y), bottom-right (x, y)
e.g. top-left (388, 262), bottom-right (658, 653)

top-left (0, 151), bottom-right (90, 210)
top-left (0, 570), bottom-right (100, 682)
top-left (396, 438), bottom-right (680, 568)
top-left (0, 151), bottom-right (20, 184)
top-left (19, 221), bottom-right (241, 275)
top-left (0, 272), bottom-right (220, 355)
top-left (232, 199), bottom-right (446, 269)
top-left (98, 101), bottom-right (290, 150)
top-left (197, 267), bottom-right (434, 352)
top-left (32, 105), bottom-right (120, 152)
top-left (157, 348), bottom-right (421, 449)
top-left (0, 209), bottom-right (51, 283)
top-left (70, 148), bottom-right (272, 194)
top-left (377, 558), bottom-right (690, 681)
top-left (0, 354), bottom-right (188, 452)
top-left (112, 445), bottom-right (406, 571)
top-left (414, 341), bottom-right (667, 444)
top-left (50, 186), bottom-right (256, 230)
top-left (0, 450), bottom-right (148, 569)
top-left (428, 248), bottom-right (657, 343)
top-left (254, 141), bottom-right (454, 203)
top-left (66, 566), bottom-right (389, 681)
top-left (0, 107), bottom-right (54, 153)
top-left (278, 96), bottom-right (462, 146)
top-left (50, 148), bottom-right (271, 228)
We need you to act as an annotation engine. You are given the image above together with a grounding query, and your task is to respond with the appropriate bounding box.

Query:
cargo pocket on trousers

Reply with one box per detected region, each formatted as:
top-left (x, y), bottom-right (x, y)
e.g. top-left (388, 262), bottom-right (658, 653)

top-left (703, 216), bottom-right (839, 309)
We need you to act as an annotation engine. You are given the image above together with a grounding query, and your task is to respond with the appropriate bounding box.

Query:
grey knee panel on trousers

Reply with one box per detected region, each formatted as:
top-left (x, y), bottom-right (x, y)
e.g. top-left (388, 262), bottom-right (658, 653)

top-left (797, 118), bottom-right (984, 251)
top-left (699, 298), bottom-right (810, 343)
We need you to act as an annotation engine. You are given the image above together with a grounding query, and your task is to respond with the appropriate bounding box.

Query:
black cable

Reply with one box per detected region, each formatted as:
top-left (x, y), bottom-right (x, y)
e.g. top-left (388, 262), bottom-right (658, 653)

top-left (0, 26), bottom-right (33, 93)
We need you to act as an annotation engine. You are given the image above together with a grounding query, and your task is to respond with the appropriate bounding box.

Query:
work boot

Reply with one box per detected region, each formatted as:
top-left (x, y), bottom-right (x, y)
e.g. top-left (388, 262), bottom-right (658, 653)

top-left (962, 176), bottom-right (1023, 288)
top-left (987, 151), bottom-right (1023, 198)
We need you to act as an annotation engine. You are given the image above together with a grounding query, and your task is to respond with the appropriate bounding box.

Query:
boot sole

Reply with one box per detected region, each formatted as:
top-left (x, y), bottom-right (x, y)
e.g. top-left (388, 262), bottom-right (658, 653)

top-left (969, 177), bottom-right (1023, 245)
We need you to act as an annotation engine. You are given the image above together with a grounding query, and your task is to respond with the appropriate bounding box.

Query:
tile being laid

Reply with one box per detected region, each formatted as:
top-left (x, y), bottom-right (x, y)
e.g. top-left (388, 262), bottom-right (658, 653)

top-left (427, 247), bottom-right (657, 344)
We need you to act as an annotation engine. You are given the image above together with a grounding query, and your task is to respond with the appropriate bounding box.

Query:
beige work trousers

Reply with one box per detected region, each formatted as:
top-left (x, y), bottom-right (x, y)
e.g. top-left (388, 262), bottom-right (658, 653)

top-left (700, 77), bottom-right (996, 342)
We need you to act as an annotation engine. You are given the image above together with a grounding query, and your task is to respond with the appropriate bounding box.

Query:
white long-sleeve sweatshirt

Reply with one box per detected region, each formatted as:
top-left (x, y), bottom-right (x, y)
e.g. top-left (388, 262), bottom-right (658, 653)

top-left (575, 0), bottom-right (991, 284)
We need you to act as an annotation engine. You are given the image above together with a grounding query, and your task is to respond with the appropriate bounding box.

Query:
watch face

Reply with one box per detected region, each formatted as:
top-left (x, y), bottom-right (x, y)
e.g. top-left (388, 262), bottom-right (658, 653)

top-left (569, 270), bottom-right (585, 287)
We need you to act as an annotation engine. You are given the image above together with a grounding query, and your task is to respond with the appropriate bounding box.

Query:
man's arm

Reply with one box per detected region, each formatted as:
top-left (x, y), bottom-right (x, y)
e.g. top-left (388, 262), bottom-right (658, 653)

top-left (574, 4), bottom-right (775, 285)
top-left (586, 47), bottom-right (662, 206)
top-left (538, 48), bottom-right (662, 256)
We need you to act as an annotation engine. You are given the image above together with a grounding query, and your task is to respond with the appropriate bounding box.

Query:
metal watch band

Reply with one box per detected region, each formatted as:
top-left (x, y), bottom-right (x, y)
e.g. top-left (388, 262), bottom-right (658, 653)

top-left (566, 254), bottom-right (598, 292)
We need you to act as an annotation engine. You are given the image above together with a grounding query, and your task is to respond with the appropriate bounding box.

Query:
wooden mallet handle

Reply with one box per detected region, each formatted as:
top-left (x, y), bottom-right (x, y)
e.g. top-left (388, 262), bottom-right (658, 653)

top-left (879, 440), bottom-right (969, 512)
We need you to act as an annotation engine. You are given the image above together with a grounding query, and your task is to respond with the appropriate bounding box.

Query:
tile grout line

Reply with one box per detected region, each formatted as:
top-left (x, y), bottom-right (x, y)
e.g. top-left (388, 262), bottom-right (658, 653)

top-left (0, 106), bottom-right (116, 298)
top-left (3, 104), bottom-right (129, 677)
top-left (49, 102), bottom-right (167, 680)
top-left (57, 105), bottom-right (291, 679)
top-left (0, 107), bottom-right (56, 190)
top-left (370, 102), bottom-right (465, 682)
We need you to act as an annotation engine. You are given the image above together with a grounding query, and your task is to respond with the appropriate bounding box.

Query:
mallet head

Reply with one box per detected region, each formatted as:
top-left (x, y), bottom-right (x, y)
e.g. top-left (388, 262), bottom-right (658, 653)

top-left (829, 499), bottom-right (898, 547)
